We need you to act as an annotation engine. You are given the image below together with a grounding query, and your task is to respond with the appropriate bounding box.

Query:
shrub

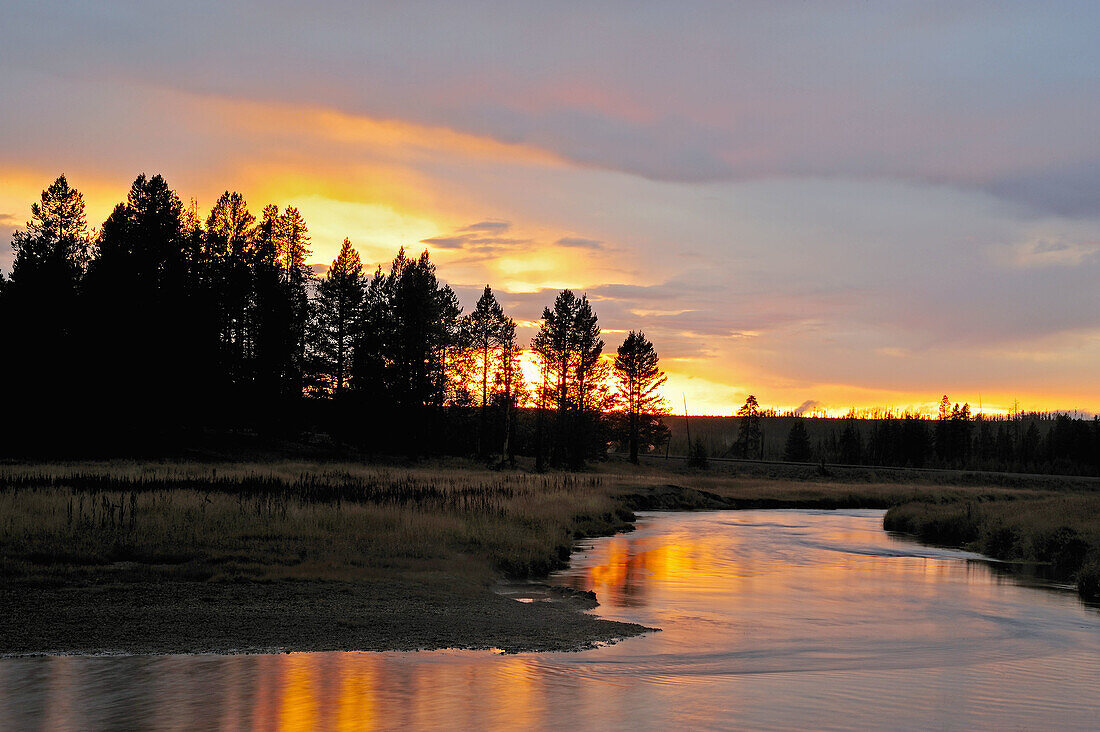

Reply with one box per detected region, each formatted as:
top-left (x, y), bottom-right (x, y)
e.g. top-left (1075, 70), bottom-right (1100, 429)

top-left (687, 438), bottom-right (709, 469)
top-left (1078, 561), bottom-right (1100, 602)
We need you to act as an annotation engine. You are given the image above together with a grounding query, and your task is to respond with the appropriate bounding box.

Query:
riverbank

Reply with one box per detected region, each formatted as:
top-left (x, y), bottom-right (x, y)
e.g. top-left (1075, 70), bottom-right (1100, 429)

top-left (2, 459), bottom-right (1096, 654)
top-left (884, 495), bottom-right (1100, 601)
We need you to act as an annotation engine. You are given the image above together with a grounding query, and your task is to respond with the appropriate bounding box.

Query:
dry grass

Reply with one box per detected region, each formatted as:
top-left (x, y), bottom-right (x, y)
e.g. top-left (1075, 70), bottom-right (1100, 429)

top-left (0, 461), bottom-right (634, 585)
top-left (885, 494), bottom-right (1100, 599)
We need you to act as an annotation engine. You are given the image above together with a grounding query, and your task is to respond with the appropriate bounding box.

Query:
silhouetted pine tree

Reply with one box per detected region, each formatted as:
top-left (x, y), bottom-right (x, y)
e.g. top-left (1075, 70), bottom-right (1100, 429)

top-left (492, 316), bottom-right (526, 464)
top-left (613, 331), bottom-right (668, 463)
top-left (732, 395), bottom-right (762, 458)
top-left (570, 295), bottom-right (610, 466)
top-left (838, 418), bottom-right (862, 464)
top-left (349, 248), bottom-right (461, 452)
top-left (532, 290), bottom-right (610, 467)
top-left (461, 285), bottom-right (510, 455)
top-left (784, 419), bottom-right (813, 462)
top-left (205, 191), bottom-right (257, 381)
top-left (311, 238), bottom-right (364, 394)
top-left (3, 175), bottom-right (91, 451)
top-left (250, 204), bottom-right (313, 399)
top-left (84, 174), bottom-right (211, 448)
top-left (532, 289), bottom-right (579, 468)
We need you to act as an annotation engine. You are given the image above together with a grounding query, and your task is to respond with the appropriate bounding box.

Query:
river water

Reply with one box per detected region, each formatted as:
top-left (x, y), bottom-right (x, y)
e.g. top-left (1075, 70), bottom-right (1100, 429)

top-left (2, 509), bottom-right (1099, 730)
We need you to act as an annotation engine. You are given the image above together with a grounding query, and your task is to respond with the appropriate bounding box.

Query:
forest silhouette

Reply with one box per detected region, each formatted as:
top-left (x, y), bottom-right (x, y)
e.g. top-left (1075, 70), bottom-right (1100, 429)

top-left (2, 173), bottom-right (1098, 475)
top-left (0, 174), bottom-right (669, 465)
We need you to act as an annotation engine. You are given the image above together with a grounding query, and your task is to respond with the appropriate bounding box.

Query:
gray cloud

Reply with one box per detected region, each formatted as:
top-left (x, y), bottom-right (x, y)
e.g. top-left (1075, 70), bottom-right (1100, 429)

top-left (459, 220), bottom-right (511, 233)
top-left (420, 233), bottom-right (532, 252)
top-left (423, 223), bottom-right (610, 257)
top-left (984, 160), bottom-right (1100, 218)
top-left (555, 236), bottom-right (602, 250)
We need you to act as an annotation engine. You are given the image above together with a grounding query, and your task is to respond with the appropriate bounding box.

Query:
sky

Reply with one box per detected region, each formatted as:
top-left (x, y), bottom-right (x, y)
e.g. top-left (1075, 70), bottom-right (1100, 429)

top-left (2, 1), bottom-right (1099, 415)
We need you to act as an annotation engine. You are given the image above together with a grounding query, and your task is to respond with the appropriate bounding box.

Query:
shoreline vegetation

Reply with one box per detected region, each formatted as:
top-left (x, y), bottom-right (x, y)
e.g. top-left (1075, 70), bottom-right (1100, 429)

top-left (2, 458), bottom-right (1098, 656)
top-left (884, 497), bottom-right (1100, 601)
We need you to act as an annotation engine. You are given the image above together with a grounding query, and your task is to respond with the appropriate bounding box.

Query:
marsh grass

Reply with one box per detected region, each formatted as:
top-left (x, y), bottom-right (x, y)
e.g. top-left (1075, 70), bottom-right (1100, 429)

top-left (0, 462), bottom-right (632, 585)
top-left (885, 494), bottom-right (1100, 599)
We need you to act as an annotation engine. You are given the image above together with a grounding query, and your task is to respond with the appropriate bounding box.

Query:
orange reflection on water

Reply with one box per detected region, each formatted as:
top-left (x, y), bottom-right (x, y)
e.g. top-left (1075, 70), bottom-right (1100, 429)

top-left (570, 524), bottom-right (730, 609)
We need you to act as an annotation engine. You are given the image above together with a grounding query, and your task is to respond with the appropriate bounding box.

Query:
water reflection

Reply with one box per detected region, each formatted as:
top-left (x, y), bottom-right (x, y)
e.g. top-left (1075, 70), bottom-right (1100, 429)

top-left (3, 510), bottom-right (1099, 730)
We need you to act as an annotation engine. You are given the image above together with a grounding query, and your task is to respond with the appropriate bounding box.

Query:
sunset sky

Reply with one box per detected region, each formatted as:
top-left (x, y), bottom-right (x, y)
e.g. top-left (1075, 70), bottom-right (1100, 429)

top-left (2, 2), bottom-right (1099, 415)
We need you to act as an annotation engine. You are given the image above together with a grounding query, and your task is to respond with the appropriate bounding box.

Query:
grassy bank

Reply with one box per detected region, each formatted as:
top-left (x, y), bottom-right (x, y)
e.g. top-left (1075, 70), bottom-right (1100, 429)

top-left (0, 463), bottom-right (640, 585)
top-left (884, 495), bottom-right (1100, 601)
top-left (0, 462), bottom-right (652, 654)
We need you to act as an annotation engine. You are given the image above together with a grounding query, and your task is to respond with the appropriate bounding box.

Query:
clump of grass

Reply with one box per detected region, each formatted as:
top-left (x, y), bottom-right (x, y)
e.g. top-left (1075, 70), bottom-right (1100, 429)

top-left (1078, 562), bottom-right (1100, 602)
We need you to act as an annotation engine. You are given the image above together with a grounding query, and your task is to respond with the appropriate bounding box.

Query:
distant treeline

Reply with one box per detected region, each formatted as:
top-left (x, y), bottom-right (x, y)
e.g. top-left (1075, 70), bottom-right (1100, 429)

top-left (0, 174), bottom-right (668, 465)
top-left (670, 403), bottom-right (1100, 477)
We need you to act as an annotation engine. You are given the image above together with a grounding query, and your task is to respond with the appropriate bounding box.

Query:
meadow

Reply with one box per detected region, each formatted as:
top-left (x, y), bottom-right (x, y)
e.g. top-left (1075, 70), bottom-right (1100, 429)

top-left (0, 462), bottom-right (638, 585)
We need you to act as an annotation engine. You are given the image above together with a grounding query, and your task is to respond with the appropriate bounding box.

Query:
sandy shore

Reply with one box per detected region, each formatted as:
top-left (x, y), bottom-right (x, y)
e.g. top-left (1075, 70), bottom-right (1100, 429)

top-left (0, 579), bottom-right (652, 656)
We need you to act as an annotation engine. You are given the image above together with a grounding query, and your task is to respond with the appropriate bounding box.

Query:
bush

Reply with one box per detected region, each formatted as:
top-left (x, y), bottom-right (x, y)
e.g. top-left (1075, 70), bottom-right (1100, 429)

top-left (687, 438), bottom-right (709, 469)
top-left (978, 524), bottom-right (1022, 560)
top-left (1078, 561), bottom-right (1100, 602)
top-left (1033, 526), bottom-right (1089, 574)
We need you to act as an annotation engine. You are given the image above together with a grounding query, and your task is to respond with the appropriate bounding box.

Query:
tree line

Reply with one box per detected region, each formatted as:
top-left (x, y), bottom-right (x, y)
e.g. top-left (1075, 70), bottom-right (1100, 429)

top-left (0, 174), bottom-right (670, 463)
top-left (687, 395), bottom-right (1100, 476)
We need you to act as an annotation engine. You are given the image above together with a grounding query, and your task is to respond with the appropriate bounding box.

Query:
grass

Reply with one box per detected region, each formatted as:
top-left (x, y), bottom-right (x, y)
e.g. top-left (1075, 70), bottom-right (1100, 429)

top-left (0, 462), bottom-right (637, 587)
top-left (884, 494), bottom-right (1100, 600)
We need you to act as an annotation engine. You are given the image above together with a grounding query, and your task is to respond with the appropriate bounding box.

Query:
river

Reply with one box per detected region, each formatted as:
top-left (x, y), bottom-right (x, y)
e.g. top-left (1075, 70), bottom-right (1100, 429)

top-left (2, 509), bottom-right (1099, 730)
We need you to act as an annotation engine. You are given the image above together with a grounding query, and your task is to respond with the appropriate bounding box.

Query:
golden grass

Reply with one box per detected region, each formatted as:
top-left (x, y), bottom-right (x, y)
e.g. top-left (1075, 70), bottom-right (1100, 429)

top-left (0, 461), bottom-right (633, 585)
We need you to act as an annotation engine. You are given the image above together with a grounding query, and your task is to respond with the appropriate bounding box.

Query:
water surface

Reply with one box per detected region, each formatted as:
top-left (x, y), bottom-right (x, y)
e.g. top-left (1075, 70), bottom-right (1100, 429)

top-left (3, 509), bottom-right (1099, 730)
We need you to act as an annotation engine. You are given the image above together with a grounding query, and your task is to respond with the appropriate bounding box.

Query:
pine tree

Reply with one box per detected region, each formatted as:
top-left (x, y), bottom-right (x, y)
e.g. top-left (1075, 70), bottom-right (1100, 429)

top-left (368, 248), bottom-right (462, 408)
top-left (312, 238), bottom-right (364, 393)
top-left (276, 206), bottom-right (313, 394)
top-left (205, 192), bottom-right (257, 375)
top-left (613, 331), bottom-right (668, 463)
top-left (277, 206), bottom-right (311, 284)
top-left (83, 174), bottom-right (209, 448)
top-left (784, 419), bottom-right (813, 462)
top-left (250, 205), bottom-right (300, 396)
top-left (88, 174), bottom-right (186, 295)
top-left (733, 395), bottom-right (763, 458)
top-left (3, 175), bottom-right (92, 450)
top-left (459, 285), bottom-right (514, 456)
top-left (493, 317), bottom-right (526, 464)
top-left (9, 174), bottom-right (90, 290)
top-left (463, 286), bottom-right (508, 408)
top-left (838, 418), bottom-right (862, 464)
top-left (532, 290), bottom-right (610, 466)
